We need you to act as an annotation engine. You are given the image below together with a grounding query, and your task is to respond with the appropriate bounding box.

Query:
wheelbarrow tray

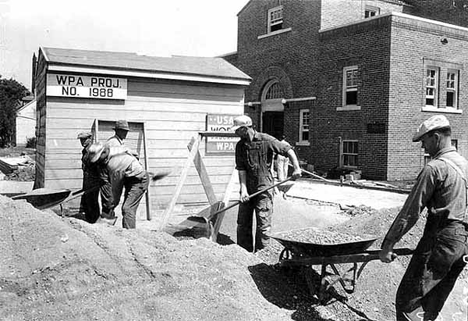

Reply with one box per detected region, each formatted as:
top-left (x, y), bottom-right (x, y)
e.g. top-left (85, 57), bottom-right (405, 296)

top-left (270, 233), bottom-right (379, 257)
top-left (12, 188), bottom-right (72, 210)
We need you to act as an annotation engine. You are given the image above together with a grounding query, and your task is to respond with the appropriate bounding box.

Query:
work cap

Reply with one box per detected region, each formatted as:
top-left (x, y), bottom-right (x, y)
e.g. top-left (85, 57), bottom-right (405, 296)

top-left (230, 115), bottom-right (253, 131)
top-left (77, 132), bottom-right (92, 139)
top-left (88, 142), bottom-right (106, 163)
top-left (412, 115), bottom-right (451, 142)
top-left (114, 120), bottom-right (130, 131)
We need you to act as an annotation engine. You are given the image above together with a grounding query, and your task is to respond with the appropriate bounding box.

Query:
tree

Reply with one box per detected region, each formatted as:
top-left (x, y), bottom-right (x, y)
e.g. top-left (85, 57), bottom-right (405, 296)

top-left (0, 76), bottom-right (30, 148)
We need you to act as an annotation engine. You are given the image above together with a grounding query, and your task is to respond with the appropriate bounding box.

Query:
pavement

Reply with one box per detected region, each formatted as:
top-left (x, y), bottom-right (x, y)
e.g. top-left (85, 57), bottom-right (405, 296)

top-left (285, 179), bottom-right (408, 210)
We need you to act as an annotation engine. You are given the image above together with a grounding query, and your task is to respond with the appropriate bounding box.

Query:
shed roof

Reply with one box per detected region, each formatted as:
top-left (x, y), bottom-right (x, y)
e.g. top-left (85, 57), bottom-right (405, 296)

top-left (40, 47), bottom-right (251, 85)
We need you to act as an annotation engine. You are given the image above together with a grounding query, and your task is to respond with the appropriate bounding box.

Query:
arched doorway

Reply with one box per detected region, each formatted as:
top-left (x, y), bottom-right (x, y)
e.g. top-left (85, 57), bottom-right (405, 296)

top-left (261, 79), bottom-right (284, 139)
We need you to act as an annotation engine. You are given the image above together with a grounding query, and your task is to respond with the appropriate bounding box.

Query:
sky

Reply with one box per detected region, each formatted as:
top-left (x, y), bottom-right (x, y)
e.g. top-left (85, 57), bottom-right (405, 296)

top-left (0, 0), bottom-right (249, 91)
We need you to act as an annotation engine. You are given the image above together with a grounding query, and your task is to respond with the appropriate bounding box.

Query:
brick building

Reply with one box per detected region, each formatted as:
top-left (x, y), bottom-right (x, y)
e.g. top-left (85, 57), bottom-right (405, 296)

top-left (226, 0), bottom-right (468, 180)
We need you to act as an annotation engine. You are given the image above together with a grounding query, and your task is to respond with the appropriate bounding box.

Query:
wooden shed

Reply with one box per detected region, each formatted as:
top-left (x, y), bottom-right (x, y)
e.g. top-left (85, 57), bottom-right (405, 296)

top-left (32, 47), bottom-right (250, 220)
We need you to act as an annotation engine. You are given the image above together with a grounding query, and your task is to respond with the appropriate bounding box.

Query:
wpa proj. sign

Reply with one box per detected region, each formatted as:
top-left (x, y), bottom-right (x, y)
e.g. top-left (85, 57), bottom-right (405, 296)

top-left (47, 74), bottom-right (127, 99)
top-left (206, 114), bottom-right (239, 155)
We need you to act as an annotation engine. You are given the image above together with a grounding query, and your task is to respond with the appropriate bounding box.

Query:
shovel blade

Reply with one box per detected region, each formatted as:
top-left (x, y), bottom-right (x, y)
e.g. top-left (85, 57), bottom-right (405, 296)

top-left (187, 201), bottom-right (225, 223)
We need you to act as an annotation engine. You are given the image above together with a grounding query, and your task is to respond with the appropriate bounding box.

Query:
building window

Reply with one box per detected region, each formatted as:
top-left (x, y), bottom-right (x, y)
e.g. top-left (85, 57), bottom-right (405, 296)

top-left (341, 140), bottom-right (358, 168)
top-left (425, 67), bottom-right (438, 107)
top-left (265, 81), bottom-right (283, 100)
top-left (364, 5), bottom-right (380, 18)
top-left (342, 66), bottom-right (359, 108)
top-left (299, 109), bottom-right (310, 144)
top-left (446, 70), bottom-right (459, 108)
top-left (268, 6), bottom-right (283, 33)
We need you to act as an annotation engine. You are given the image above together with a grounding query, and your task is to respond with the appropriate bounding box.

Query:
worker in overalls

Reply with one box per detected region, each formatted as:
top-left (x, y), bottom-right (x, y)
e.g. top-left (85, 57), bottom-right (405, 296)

top-left (88, 142), bottom-right (149, 229)
top-left (380, 115), bottom-right (468, 321)
top-left (231, 115), bottom-right (302, 252)
top-left (77, 132), bottom-right (101, 223)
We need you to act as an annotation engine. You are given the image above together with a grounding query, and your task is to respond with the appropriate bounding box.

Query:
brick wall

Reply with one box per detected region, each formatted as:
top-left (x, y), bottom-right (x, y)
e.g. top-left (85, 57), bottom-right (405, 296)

top-left (235, 0), bottom-right (468, 181)
top-left (316, 17), bottom-right (393, 180)
top-left (387, 13), bottom-right (468, 180)
top-left (321, 0), bottom-right (405, 30)
top-left (237, 0), bottom-right (321, 162)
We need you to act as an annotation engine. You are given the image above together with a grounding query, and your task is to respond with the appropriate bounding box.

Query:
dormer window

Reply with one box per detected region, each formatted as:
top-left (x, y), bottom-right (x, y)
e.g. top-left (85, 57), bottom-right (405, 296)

top-left (364, 5), bottom-right (380, 18)
top-left (268, 6), bottom-right (283, 33)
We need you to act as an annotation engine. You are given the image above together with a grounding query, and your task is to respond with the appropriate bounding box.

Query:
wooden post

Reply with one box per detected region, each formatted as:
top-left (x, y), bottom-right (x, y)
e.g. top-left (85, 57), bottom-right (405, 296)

top-left (158, 134), bottom-right (201, 231)
top-left (143, 123), bottom-right (152, 220)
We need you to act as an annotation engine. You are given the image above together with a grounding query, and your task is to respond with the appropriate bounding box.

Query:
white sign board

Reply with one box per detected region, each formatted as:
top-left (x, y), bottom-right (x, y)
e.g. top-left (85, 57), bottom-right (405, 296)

top-left (47, 74), bottom-right (127, 99)
top-left (206, 114), bottom-right (239, 154)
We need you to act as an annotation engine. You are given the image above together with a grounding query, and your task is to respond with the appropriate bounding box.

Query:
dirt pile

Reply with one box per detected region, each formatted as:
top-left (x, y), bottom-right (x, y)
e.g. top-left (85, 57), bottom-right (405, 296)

top-left (0, 195), bottom-right (299, 321)
top-left (1, 193), bottom-right (467, 321)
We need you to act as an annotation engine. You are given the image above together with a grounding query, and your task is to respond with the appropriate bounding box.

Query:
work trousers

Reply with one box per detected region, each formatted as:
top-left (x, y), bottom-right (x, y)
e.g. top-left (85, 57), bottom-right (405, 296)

top-left (396, 221), bottom-right (468, 321)
top-left (100, 168), bottom-right (115, 219)
top-left (80, 173), bottom-right (101, 223)
top-left (237, 192), bottom-right (273, 253)
top-left (121, 172), bottom-right (149, 229)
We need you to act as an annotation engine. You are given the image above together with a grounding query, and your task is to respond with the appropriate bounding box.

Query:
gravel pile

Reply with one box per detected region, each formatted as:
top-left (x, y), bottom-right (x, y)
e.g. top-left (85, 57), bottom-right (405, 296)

top-left (274, 227), bottom-right (364, 244)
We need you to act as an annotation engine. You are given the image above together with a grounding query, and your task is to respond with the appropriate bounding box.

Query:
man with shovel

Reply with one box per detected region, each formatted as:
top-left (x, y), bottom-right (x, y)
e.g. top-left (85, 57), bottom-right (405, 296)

top-left (379, 115), bottom-right (468, 321)
top-left (231, 115), bottom-right (302, 252)
top-left (100, 120), bottom-right (135, 223)
top-left (88, 142), bottom-right (149, 229)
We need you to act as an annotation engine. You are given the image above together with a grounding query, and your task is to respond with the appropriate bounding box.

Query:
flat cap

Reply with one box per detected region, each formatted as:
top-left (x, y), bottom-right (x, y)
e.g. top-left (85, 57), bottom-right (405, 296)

top-left (230, 115), bottom-right (253, 131)
top-left (113, 120), bottom-right (130, 131)
top-left (412, 115), bottom-right (451, 142)
top-left (77, 132), bottom-right (92, 139)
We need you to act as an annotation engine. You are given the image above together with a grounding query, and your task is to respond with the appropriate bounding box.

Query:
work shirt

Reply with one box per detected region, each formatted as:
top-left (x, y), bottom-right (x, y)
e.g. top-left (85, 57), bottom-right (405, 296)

top-left (235, 132), bottom-right (292, 194)
top-left (105, 146), bottom-right (145, 205)
top-left (384, 146), bottom-right (468, 245)
top-left (107, 135), bottom-right (124, 147)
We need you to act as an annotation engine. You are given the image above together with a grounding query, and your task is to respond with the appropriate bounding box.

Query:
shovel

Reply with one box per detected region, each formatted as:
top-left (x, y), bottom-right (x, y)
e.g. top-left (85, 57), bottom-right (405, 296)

top-left (12, 185), bottom-right (101, 210)
top-left (187, 177), bottom-right (295, 224)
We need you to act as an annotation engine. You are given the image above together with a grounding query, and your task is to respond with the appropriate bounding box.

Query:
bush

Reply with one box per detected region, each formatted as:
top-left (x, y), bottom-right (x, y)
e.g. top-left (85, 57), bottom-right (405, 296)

top-left (25, 137), bottom-right (36, 148)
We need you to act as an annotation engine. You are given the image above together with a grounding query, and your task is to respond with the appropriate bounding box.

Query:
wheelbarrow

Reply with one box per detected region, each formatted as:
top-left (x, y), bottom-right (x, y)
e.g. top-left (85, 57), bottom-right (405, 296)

top-left (11, 186), bottom-right (100, 210)
top-left (270, 230), bottom-right (414, 303)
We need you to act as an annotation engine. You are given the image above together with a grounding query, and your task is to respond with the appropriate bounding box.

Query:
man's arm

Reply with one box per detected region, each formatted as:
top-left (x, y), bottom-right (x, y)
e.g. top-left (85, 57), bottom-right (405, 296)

top-left (379, 166), bottom-right (436, 262)
top-left (238, 170), bottom-right (249, 203)
top-left (286, 149), bottom-right (302, 180)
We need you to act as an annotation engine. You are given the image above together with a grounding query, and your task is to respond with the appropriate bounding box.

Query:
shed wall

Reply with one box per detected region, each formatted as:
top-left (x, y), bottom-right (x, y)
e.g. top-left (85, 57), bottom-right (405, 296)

top-left (39, 75), bottom-right (244, 218)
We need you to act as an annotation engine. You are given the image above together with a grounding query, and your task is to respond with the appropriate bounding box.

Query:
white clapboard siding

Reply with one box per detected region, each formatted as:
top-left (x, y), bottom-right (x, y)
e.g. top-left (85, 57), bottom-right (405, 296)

top-left (41, 75), bottom-right (244, 220)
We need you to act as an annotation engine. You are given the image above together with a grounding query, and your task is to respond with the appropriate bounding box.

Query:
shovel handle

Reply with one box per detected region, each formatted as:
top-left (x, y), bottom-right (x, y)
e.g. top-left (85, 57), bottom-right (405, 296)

top-left (212, 177), bottom-right (294, 216)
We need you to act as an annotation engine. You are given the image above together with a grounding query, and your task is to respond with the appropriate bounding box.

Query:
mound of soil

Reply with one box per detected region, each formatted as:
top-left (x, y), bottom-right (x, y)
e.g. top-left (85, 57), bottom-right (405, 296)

top-left (1, 194), bottom-right (467, 321)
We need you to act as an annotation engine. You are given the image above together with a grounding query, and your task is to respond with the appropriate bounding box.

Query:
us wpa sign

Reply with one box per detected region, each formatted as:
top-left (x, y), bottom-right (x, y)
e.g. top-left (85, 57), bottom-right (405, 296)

top-left (205, 114), bottom-right (239, 155)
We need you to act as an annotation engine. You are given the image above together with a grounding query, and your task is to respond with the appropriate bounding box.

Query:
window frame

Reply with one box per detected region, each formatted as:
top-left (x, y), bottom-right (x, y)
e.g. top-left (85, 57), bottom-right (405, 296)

top-left (339, 65), bottom-right (360, 111)
top-left (425, 66), bottom-right (439, 108)
top-left (340, 140), bottom-right (359, 168)
top-left (422, 59), bottom-right (462, 114)
top-left (446, 69), bottom-right (459, 109)
top-left (268, 6), bottom-right (283, 34)
top-left (364, 5), bottom-right (380, 18)
top-left (298, 109), bottom-right (310, 146)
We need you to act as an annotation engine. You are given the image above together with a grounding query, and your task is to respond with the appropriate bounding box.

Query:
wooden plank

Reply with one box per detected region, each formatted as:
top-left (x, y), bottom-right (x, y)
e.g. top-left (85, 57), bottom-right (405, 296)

top-left (143, 122), bottom-right (152, 221)
top-left (158, 135), bottom-right (201, 231)
top-left (189, 137), bottom-right (217, 205)
top-left (211, 168), bottom-right (238, 242)
top-left (127, 81), bottom-right (241, 98)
